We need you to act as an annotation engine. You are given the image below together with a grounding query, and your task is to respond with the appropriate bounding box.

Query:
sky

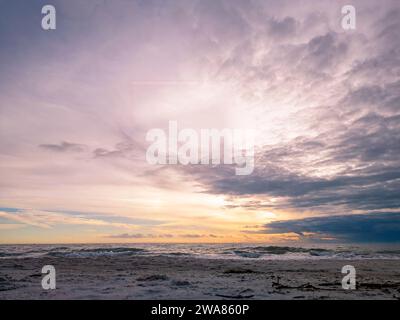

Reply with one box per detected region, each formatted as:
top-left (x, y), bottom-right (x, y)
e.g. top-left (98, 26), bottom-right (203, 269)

top-left (0, 0), bottom-right (399, 244)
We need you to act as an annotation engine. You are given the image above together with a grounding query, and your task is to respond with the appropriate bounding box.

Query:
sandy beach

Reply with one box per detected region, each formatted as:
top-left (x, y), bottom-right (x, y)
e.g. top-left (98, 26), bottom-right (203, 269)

top-left (1, 255), bottom-right (399, 300)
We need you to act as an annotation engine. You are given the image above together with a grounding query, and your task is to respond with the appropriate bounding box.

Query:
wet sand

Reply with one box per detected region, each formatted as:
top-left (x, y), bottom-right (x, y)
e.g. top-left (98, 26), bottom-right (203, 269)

top-left (1, 256), bottom-right (399, 299)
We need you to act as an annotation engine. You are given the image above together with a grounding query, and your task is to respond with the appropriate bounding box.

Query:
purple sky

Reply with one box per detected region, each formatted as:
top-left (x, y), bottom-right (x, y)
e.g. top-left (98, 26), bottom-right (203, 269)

top-left (0, 0), bottom-right (399, 243)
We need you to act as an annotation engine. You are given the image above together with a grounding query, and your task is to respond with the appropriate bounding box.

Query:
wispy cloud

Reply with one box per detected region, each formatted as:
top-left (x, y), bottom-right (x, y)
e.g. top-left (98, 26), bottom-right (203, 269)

top-left (0, 223), bottom-right (25, 230)
top-left (0, 208), bottom-right (157, 230)
top-left (107, 233), bottom-right (221, 239)
top-left (106, 233), bottom-right (174, 239)
top-left (39, 141), bottom-right (88, 153)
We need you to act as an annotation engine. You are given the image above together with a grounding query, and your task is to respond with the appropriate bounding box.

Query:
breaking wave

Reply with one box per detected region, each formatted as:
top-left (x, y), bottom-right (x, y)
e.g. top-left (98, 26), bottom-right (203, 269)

top-left (1, 243), bottom-right (400, 260)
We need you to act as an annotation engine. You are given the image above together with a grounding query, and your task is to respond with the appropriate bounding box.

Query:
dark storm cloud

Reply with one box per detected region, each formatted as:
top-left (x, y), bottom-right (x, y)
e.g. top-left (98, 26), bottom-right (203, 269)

top-left (183, 104), bottom-right (400, 212)
top-left (259, 212), bottom-right (400, 243)
top-left (189, 162), bottom-right (400, 211)
top-left (185, 108), bottom-right (400, 210)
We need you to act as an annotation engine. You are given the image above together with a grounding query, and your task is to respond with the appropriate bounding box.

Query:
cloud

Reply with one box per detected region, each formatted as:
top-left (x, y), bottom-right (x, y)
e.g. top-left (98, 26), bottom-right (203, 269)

top-left (0, 223), bottom-right (25, 230)
top-left (0, 208), bottom-right (151, 230)
top-left (107, 233), bottom-right (174, 239)
top-left (181, 158), bottom-right (400, 213)
top-left (181, 233), bottom-right (221, 238)
top-left (258, 212), bottom-right (400, 243)
top-left (181, 234), bottom-right (203, 238)
top-left (52, 210), bottom-right (165, 226)
top-left (156, 1), bottom-right (398, 218)
top-left (92, 136), bottom-right (145, 159)
top-left (267, 16), bottom-right (298, 39)
top-left (106, 233), bottom-right (219, 239)
top-left (178, 7), bottom-right (400, 213)
top-left (39, 141), bottom-right (88, 153)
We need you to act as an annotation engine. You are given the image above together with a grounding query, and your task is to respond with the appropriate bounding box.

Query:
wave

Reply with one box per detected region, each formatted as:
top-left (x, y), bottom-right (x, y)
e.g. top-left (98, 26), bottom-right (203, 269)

top-left (226, 246), bottom-right (333, 258)
top-left (0, 246), bottom-right (72, 258)
top-left (1, 244), bottom-right (400, 260)
top-left (232, 251), bottom-right (262, 258)
top-left (0, 252), bottom-right (21, 258)
top-left (47, 247), bottom-right (146, 258)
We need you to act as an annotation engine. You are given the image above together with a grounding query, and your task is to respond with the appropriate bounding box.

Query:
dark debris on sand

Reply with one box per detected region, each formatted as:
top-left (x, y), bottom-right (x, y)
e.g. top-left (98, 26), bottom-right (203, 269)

top-left (137, 274), bottom-right (169, 281)
top-left (223, 268), bottom-right (260, 274)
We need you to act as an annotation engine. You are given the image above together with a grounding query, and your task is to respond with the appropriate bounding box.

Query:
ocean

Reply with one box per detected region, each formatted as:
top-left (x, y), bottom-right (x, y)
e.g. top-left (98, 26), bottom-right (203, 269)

top-left (1, 243), bottom-right (400, 260)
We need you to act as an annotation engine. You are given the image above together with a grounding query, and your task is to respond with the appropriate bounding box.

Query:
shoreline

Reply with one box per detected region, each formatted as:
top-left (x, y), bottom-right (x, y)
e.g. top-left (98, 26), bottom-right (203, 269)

top-left (1, 255), bottom-right (399, 300)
